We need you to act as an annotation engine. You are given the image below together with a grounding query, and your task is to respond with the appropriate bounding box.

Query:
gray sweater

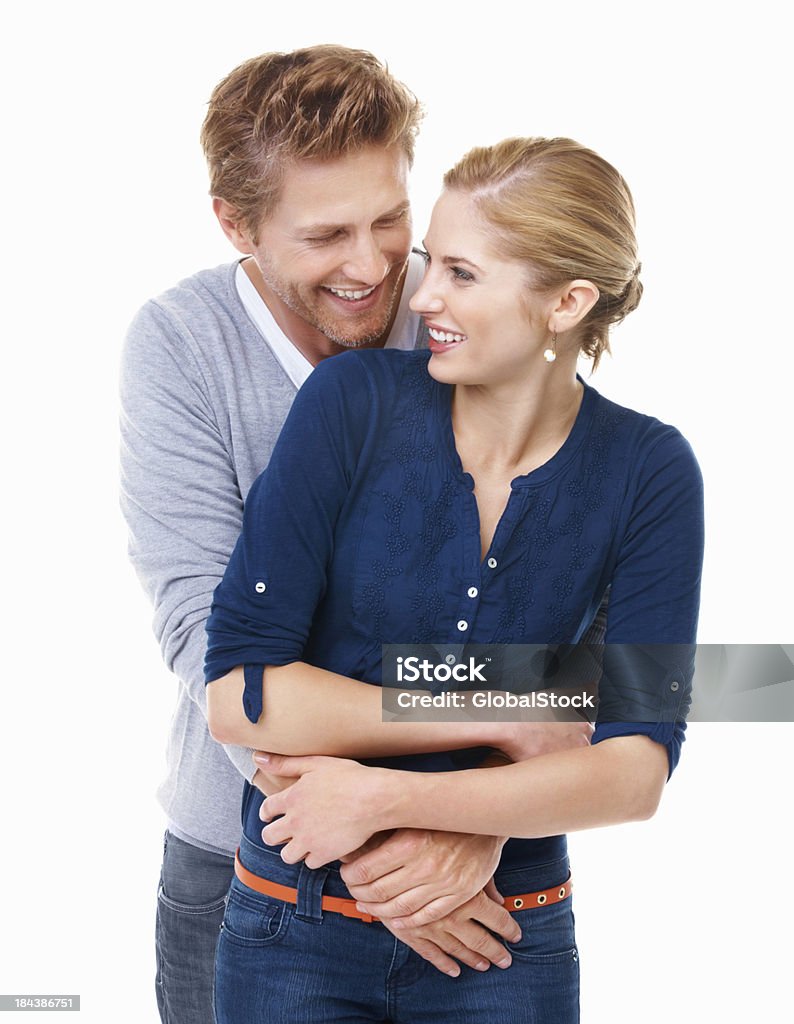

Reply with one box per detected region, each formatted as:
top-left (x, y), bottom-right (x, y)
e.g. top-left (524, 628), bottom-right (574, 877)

top-left (120, 258), bottom-right (425, 854)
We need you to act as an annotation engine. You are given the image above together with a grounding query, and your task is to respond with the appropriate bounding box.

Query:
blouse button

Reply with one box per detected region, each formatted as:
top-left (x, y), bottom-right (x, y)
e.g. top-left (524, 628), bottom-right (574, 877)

top-left (487, 557), bottom-right (498, 569)
top-left (457, 620), bottom-right (468, 632)
top-left (468, 587), bottom-right (478, 598)
top-left (255, 581), bottom-right (267, 594)
top-left (670, 680), bottom-right (680, 691)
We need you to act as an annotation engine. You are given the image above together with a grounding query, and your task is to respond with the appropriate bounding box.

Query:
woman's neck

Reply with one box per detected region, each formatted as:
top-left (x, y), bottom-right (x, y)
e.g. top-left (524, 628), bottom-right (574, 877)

top-left (451, 365), bottom-right (584, 479)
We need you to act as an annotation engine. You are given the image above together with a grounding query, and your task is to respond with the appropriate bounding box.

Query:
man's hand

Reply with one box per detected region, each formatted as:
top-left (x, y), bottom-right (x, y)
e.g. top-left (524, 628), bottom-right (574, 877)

top-left (494, 715), bottom-right (593, 764)
top-left (340, 828), bottom-right (506, 926)
top-left (377, 889), bottom-right (521, 977)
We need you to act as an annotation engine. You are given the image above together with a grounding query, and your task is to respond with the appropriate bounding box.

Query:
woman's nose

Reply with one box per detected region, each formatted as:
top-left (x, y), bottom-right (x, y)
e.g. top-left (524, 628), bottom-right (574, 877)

top-left (409, 274), bottom-right (444, 315)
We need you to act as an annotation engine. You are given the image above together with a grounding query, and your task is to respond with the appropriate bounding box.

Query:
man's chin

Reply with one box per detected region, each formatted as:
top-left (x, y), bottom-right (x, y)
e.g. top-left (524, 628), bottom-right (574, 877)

top-left (324, 331), bottom-right (385, 350)
top-left (315, 309), bottom-right (396, 349)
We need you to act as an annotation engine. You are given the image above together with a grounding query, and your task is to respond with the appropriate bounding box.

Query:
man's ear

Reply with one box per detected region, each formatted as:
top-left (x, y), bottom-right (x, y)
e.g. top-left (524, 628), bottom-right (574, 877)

top-left (212, 198), bottom-right (255, 254)
top-left (549, 279), bottom-right (600, 336)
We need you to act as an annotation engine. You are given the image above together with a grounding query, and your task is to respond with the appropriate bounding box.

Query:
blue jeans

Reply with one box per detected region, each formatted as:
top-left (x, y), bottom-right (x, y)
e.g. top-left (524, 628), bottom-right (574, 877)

top-left (215, 836), bottom-right (579, 1023)
top-left (155, 831), bottom-right (235, 1024)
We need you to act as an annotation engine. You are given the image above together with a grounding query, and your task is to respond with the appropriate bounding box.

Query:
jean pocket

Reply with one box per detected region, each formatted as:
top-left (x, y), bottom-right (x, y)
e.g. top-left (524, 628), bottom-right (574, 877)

top-left (157, 883), bottom-right (228, 916)
top-left (507, 898), bottom-right (578, 964)
top-left (219, 886), bottom-right (290, 948)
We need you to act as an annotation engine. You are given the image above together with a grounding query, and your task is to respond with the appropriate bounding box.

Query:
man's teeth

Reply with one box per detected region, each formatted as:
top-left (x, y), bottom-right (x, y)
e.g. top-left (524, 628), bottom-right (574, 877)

top-left (428, 327), bottom-right (466, 343)
top-left (327, 285), bottom-right (376, 300)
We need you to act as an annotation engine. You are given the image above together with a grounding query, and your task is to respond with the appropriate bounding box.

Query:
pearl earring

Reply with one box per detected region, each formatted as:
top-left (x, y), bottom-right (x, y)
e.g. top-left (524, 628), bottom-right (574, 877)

top-left (543, 330), bottom-right (557, 363)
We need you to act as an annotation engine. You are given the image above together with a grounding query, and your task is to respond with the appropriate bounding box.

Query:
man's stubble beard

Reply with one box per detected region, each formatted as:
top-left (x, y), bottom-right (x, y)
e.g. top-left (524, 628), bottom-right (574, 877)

top-left (258, 258), bottom-right (407, 349)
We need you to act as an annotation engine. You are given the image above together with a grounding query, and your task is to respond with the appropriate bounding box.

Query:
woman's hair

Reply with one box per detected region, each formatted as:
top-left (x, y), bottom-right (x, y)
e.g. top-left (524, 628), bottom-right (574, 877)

top-left (444, 137), bottom-right (642, 367)
top-left (200, 45), bottom-right (423, 243)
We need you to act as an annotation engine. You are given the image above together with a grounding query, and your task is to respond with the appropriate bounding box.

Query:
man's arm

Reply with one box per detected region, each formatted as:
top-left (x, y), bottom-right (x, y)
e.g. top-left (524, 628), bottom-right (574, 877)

top-left (120, 298), bottom-right (255, 780)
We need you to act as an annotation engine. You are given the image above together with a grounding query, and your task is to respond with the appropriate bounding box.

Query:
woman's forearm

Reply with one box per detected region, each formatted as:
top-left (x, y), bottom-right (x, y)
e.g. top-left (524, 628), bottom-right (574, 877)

top-left (259, 735), bottom-right (670, 867)
top-left (380, 735), bottom-right (669, 838)
top-left (206, 664), bottom-right (502, 758)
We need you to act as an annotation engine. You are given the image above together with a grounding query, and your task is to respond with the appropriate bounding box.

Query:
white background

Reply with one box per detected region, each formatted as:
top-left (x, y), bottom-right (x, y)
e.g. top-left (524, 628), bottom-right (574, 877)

top-left (0, 1), bottom-right (791, 1021)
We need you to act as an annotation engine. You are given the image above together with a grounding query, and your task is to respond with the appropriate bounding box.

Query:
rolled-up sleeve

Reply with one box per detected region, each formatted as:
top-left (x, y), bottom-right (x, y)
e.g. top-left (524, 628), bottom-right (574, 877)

top-left (204, 352), bottom-right (373, 722)
top-left (592, 427), bottom-right (705, 776)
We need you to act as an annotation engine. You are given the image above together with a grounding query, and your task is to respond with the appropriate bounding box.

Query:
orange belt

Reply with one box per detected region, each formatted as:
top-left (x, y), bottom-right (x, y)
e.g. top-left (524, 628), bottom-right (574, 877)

top-left (234, 851), bottom-right (572, 924)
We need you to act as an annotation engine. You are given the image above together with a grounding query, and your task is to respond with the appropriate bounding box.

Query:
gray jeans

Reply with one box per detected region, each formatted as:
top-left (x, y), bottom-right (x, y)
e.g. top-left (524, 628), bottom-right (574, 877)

top-left (155, 831), bottom-right (235, 1024)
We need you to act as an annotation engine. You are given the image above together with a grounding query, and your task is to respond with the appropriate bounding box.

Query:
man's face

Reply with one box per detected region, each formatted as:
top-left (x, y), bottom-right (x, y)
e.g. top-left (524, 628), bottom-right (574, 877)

top-left (249, 146), bottom-right (412, 348)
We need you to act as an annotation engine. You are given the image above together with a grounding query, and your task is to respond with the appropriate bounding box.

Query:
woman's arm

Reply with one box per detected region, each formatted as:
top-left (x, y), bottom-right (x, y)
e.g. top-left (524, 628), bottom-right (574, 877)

top-left (397, 734), bottom-right (668, 835)
top-left (254, 427), bottom-right (703, 866)
top-left (257, 734), bottom-right (668, 868)
top-left (207, 663), bottom-right (592, 762)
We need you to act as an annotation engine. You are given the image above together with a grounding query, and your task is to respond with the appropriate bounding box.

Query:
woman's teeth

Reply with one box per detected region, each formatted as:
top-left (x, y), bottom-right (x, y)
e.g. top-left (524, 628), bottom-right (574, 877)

top-left (327, 285), bottom-right (376, 301)
top-left (428, 327), bottom-right (466, 344)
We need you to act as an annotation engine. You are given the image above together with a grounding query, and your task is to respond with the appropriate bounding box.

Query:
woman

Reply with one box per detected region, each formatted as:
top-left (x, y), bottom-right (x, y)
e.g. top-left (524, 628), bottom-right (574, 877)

top-left (205, 137), bottom-right (704, 1022)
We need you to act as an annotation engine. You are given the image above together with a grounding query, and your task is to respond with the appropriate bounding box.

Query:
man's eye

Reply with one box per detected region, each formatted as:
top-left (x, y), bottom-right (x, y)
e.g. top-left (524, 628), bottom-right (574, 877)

top-left (376, 210), bottom-right (409, 229)
top-left (307, 232), bottom-right (342, 245)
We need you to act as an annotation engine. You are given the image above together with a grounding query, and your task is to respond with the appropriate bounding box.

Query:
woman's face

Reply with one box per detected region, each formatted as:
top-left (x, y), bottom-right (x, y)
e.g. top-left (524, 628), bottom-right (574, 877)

top-left (409, 189), bottom-right (551, 388)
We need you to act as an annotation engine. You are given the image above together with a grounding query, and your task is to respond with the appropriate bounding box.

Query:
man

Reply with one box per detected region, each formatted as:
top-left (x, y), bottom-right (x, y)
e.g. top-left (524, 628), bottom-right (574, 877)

top-left (121, 45), bottom-right (531, 1024)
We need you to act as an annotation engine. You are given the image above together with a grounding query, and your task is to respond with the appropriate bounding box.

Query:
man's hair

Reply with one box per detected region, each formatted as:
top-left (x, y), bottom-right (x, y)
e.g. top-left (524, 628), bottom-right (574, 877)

top-left (200, 45), bottom-right (423, 241)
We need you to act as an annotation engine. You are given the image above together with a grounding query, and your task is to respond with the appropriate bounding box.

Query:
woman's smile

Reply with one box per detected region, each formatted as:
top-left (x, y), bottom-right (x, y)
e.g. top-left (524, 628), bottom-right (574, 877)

top-left (426, 322), bottom-right (468, 351)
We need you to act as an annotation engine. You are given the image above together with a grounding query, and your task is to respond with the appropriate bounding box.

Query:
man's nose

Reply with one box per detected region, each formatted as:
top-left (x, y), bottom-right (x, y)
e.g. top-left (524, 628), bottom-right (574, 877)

top-left (341, 233), bottom-right (390, 284)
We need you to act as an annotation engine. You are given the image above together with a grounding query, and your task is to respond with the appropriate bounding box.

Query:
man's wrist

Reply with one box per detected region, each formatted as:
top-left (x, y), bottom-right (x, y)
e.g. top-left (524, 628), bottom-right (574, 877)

top-left (472, 714), bottom-right (512, 755)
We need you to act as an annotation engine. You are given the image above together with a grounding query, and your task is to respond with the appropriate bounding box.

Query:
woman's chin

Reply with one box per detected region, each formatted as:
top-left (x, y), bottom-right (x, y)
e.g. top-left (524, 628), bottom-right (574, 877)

top-left (427, 348), bottom-right (471, 384)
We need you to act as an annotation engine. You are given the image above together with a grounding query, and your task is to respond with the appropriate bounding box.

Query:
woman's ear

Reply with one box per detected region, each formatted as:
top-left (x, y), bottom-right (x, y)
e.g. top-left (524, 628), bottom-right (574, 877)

top-left (549, 279), bottom-right (600, 335)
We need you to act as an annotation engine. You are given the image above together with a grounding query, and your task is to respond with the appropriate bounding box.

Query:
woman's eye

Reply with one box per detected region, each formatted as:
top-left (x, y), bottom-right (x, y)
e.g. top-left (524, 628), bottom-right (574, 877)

top-left (451, 266), bottom-right (474, 282)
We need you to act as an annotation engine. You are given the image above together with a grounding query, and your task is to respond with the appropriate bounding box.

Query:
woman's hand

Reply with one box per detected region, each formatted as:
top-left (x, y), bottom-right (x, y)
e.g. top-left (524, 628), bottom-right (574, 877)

top-left (257, 753), bottom-right (397, 867)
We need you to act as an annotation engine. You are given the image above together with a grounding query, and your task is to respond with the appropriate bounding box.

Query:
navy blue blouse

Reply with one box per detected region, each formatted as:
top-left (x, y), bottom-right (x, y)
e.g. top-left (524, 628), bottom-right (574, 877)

top-left (206, 349), bottom-right (704, 870)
